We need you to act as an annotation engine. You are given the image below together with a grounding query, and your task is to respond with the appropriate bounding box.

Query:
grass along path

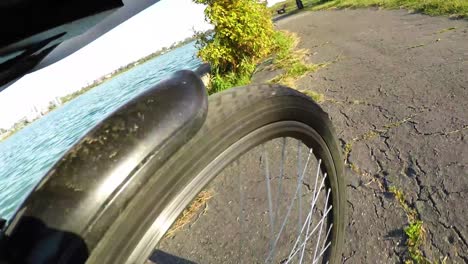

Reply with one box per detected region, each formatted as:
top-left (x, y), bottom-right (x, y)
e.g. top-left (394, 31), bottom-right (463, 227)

top-left (310, 0), bottom-right (468, 18)
top-left (270, 0), bottom-right (468, 18)
top-left (268, 32), bottom-right (325, 88)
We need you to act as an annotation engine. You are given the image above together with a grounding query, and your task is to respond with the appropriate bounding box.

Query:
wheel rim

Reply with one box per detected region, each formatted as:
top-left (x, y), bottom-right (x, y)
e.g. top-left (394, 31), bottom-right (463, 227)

top-left (137, 121), bottom-right (339, 264)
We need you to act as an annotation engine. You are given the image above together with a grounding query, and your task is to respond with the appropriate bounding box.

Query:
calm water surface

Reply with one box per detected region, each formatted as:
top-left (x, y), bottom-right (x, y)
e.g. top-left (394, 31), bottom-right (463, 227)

top-left (0, 42), bottom-right (201, 220)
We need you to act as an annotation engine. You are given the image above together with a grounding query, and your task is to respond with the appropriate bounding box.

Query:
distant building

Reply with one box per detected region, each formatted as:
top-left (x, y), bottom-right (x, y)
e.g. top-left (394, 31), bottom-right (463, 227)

top-left (26, 105), bottom-right (41, 122)
top-left (53, 97), bottom-right (62, 106)
top-left (0, 128), bottom-right (7, 139)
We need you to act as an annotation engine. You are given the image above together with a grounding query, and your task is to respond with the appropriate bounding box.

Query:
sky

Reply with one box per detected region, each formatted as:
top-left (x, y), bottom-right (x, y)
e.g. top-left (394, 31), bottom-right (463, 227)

top-left (0, 0), bottom-right (284, 129)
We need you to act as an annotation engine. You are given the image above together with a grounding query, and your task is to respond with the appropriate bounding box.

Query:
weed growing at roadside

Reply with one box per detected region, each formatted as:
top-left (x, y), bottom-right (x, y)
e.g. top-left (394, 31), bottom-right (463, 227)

top-left (343, 142), bottom-right (353, 161)
top-left (389, 186), bottom-right (418, 222)
top-left (300, 90), bottom-right (325, 103)
top-left (362, 130), bottom-right (379, 140)
top-left (383, 116), bottom-right (413, 130)
top-left (272, 30), bottom-right (297, 62)
top-left (341, 114), bottom-right (446, 263)
top-left (435, 27), bottom-right (456, 34)
top-left (165, 190), bottom-right (214, 238)
top-left (269, 31), bottom-right (324, 89)
top-left (389, 186), bottom-right (431, 264)
top-left (349, 163), bottom-right (360, 174)
top-left (409, 43), bottom-right (426, 49)
top-left (209, 71), bottom-right (252, 94)
top-left (404, 221), bottom-right (428, 264)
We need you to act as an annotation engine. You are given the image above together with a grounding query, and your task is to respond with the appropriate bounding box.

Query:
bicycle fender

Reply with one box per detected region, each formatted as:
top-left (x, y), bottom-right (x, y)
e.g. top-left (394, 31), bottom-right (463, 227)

top-left (0, 70), bottom-right (208, 263)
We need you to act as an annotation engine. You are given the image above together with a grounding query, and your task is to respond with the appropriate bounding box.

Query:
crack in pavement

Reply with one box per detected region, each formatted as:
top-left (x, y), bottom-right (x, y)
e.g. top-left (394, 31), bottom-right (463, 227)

top-left (272, 8), bottom-right (468, 263)
top-left (453, 226), bottom-right (468, 249)
top-left (410, 121), bottom-right (468, 137)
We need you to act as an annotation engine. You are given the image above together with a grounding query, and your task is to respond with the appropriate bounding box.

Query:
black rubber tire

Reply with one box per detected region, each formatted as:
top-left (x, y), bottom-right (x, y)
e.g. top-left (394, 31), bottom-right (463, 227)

top-left (88, 84), bottom-right (346, 264)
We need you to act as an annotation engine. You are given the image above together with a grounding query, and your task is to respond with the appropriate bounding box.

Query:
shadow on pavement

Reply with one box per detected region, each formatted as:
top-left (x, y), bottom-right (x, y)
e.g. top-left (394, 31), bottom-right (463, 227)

top-left (385, 228), bottom-right (405, 240)
top-left (149, 250), bottom-right (198, 264)
top-left (0, 216), bottom-right (88, 263)
top-left (273, 9), bottom-right (305, 22)
top-left (272, 1), bottom-right (323, 23)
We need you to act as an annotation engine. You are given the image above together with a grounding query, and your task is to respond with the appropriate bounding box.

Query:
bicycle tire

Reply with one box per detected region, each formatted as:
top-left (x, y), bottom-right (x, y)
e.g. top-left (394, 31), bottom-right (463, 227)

top-left (88, 84), bottom-right (346, 264)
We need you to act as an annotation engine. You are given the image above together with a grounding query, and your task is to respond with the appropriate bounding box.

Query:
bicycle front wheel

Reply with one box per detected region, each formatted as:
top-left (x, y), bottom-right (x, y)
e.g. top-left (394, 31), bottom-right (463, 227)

top-left (91, 84), bottom-right (346, 264)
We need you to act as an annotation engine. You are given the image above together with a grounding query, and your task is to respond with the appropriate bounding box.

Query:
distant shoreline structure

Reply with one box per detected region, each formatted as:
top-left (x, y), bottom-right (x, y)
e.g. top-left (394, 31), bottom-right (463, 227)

top-left (0, 32), bottom-right (209, 142)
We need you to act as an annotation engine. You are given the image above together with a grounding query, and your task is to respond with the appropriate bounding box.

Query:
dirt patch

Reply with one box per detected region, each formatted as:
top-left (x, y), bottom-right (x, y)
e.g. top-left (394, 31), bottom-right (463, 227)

top-left (258, 9), bottom-right (467, 263)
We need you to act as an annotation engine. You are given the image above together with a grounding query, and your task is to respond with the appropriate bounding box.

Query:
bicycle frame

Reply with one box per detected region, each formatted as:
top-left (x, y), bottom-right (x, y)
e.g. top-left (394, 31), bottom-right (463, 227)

top-left (1, 0), bottom-right (161, 90)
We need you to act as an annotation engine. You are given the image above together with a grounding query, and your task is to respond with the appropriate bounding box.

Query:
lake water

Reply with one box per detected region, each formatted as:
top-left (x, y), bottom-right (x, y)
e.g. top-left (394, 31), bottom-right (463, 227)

top-left (0, 42), bottom-right (201, 220)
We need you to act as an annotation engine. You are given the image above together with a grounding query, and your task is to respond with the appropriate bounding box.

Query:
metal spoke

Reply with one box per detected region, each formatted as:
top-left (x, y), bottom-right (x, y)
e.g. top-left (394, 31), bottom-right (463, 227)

top-left (318, 223), bottom-right (334, 263)
top-left (273, 137), bottom-right (287, 232)
top-left (313, 189), bottom-right (331, 262)
top-left (237, 160), bottom-right (244, 264)
top-left (265, 148), bottom-right (313, 263)
top-left (263, 146), bottom-right (275, 251)
top-left (284, 205), bottom-right (332, 263)
top-left (298, 159), bottom-right (322, 262)
top-left (286, 169), bottom-right (327, 262)
top-left (313, 241), bottom-right (332, 264)
top-left (297, 140), bottom-right (303, 236)
top-left (312, 159), bottom-right (322, 208)
top-left (286, 203), bottom-right (315, 262)
top-left (298, 201), bottom-right (313, 263)
top-left (157, 136), bottom-right (338, 264)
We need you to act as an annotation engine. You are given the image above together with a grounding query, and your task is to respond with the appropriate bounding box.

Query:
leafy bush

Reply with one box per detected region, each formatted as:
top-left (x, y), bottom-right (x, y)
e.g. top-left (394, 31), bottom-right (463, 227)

top-left (194, 0), bottom-right (276, 92)
top-left (209, 71), bottom-right (251, 94)
top-left (271, 30), bottom-right (296, 62)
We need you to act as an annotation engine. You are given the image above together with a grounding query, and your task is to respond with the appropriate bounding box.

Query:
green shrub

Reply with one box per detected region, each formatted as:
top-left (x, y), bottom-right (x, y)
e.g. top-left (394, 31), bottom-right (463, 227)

top-left (209, 71), bottom-right (251, 94)
top-left (271, 30), bottom-right (296, 61)
top-left (193, 0), bottom-right (276, 92)
top-left (404, 220), bottom-right (429, 264)
top-left (268, 31), bottom-right (323, 88)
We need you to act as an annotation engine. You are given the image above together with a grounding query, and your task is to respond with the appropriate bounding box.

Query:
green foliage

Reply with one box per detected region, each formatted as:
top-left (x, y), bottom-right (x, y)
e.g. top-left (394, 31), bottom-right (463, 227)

top-left (389, 186), bottom-right (434, 264)
top-left (0, 118), bottom-right (33, 142)
top-left (271, 30), bottom-right (296, 61)
top-left (271, 31), bottom-right (298, 68)
top-left (405, 221), bottom-right (423, 246)
top-left (299, 90), bottom-right (325, 103)
top-left (194, 0), bottom-right (276, 92)
top-left (404, 221), bottom-right (428, 264)
top-left (269, 31), bottom-right (323, 88)
top-left (389, 186), bottom-right (418, 222)
top-left (209, 71), bottom-right (251, 94)
top-left (343, 142), bottom-right (353, 159)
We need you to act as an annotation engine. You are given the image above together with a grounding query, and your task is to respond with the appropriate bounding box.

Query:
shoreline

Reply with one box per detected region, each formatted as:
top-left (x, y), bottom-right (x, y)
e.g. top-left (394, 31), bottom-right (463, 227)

top-left (0, 36), bottom-right (201, 143)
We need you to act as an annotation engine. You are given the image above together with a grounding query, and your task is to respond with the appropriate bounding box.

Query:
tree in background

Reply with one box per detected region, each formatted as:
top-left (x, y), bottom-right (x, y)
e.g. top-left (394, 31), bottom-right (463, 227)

top-left (193, 0), bottom-right (276, 92)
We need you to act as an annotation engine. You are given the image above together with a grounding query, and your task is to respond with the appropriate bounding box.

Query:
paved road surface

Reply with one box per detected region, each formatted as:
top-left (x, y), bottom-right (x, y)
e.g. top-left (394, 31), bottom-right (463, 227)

top-left (269, 9), bottom-right (467, 263)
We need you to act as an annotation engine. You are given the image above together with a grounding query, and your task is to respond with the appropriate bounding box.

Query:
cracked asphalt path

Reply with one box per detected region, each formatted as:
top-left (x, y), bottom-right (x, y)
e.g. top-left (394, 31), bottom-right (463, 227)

top-left (266, 9), bottom-right (467, 263)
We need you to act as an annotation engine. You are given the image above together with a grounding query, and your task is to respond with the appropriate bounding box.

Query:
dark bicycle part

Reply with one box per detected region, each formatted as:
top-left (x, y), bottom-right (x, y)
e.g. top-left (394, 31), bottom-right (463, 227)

top-left (0, 0), bottom-right (163, 90)
top-left (0, 70), bottom-right (208, 264)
